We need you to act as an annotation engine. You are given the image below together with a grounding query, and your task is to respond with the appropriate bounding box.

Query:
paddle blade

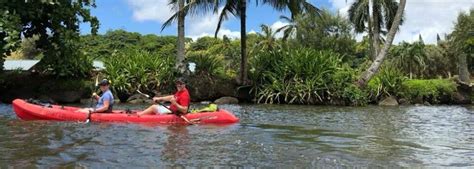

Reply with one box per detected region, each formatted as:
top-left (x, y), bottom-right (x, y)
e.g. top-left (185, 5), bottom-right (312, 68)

top-left (137, 90), bottom-right (151, 98)
top-left (94, 75), bottom-right (99, 87)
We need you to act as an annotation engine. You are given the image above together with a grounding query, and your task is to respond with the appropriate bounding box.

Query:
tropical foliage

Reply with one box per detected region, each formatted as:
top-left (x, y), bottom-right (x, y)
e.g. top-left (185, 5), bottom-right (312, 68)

top-left (399, 79), bottom-right (457, 104)
top-left (348, 0), bottom-right (403, 59)
top-left (250, 47), bottom-right (368, 105)
top-left (357, 0), bottom-right (406, 86)
top-left (0, 0), bottom-right (99, 77)
top-left (390, 38), bottom-right (427, 79)
top-left (291, 9), bottom-right (356, 56)
top-left (367, 65), bottom-right (406, 101)
top-left (79, 30), bottom-right (182, 60)
top-left (104, 50), bottom-right (175, 102)
top-left (174, 0), bottom-right (320, 84)
top-left (447, 9), bottom-right (473, 83)
top-left (1, 0), bottom-right (472, 105)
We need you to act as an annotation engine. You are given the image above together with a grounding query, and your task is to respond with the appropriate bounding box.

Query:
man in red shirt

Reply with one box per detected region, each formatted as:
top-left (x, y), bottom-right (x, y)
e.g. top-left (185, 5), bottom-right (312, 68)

top-left (139, 78), bottom-right (190, 116)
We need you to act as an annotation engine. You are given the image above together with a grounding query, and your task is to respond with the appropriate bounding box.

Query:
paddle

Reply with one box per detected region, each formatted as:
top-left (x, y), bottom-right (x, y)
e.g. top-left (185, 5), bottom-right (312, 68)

top-left (85, 76), bottom-right (99, 123)
top-left (136, 89), bottom-right (196, 124)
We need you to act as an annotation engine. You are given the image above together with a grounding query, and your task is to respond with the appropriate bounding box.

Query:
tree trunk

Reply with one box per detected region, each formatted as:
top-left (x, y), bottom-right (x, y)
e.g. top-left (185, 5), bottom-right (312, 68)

top-left (176, 0), bottom-right (186, 74)
top-left (367, 3), bottom-right (375, 60)
top-left (358, 0), bottom-right (406, 87)
top-left (372, 2), bottom-right (381, 56)
top-left (239, 0), bottom-right (248, 85)
top-left (458, 53), bottom-right (471, 84)
top-left (0, 55), bottom-right (4, 72)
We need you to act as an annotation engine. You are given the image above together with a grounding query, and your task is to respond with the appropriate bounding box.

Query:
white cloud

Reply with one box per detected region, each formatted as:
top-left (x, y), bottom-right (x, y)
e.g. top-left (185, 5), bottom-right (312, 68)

top-left (216, 29), bottom-right (241, 39)
top-left (185, 8), bottom-right (241, 40)
top-left (126, 0), bottom-right (174, 22)
top-left (188, 29), bottom-right (241, 41)
top-left (270, 21), bottom-right (289, 38)
top-left (126, 0), bottom-right (241, 40)
top-left (329, 0), bottom-right (473, 44)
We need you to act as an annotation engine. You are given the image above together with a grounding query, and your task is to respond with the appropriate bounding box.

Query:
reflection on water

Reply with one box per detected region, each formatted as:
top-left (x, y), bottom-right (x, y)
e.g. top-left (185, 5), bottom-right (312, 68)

top-left (0, 103), bottom-right (473, 167)
top-left (161, 125), bottom-right (190, 165)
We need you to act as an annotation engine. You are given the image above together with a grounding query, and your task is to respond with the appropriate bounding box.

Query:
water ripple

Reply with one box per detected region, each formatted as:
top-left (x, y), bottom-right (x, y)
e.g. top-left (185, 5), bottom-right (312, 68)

top-left (0, 103), bottom-right (473, 167)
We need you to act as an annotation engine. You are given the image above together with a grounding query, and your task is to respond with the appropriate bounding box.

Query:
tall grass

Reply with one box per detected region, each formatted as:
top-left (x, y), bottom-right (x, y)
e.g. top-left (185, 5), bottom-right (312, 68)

top-left (187, 51), bottom-right (226, 78)
top-left (104, 49), bottom-right (175, 101)
top-left (399, 79), bottom-right (457, 104)
top-left (367, 66), bottom-right (407, 101)
top-left (250, 47), bottom-right (363, 104)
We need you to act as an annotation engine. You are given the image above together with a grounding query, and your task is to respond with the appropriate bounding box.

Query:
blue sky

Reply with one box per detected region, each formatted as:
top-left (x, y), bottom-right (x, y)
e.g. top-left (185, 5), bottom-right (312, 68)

top-left (80, 0), bottom-right (473, 44)
top-left (81, 0), bottom-right (333, 36)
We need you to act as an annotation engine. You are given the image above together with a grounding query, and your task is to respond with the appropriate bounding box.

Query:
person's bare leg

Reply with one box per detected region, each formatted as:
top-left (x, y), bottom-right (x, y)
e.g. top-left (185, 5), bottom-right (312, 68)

top-left (76, 108), bottom-right (93, 113)
top-left (138, 105), bottom-right (158, 116)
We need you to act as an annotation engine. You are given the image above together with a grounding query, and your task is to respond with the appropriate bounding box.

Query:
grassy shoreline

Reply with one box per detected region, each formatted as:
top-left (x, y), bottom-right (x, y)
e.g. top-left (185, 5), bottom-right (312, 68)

top-left (0, 72), bottom-right (471, 105)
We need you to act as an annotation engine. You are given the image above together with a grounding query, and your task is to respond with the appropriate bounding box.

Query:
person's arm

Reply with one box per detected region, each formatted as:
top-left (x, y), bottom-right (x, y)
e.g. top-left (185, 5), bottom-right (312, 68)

top-left (152, 95), bottom-right (174, 103)
top-left (93, 92), bottom-right (100, 100)
top-left (94, 93), bottom-right (111, 113)
top-left (94, 100), bottom-right (110, 113)
top-left (170, 97), bottom-right (189, 114)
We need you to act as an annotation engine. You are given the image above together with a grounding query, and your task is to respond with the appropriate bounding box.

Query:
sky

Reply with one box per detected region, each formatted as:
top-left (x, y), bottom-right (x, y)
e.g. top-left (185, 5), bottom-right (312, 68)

top-left (80, 0), bottom-right (474, 44)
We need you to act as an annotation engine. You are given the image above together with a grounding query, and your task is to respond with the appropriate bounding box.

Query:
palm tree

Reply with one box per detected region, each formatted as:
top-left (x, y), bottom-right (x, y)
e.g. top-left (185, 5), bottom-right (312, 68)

top-left (168, 0), bottom-right (319, 84)
top-left (162, 0), bottom-right (189, 74)
top-left (177, 0), bottom-right (186, 74)
top-left (448, 9), bottom-right (473, 84)
top-left (348, 0), bottom-right (402, 59)
top-left (392, 38), bottom-right (427, 79)
top-left (257, 24), bottom-right (278, 50)
top-left (358, 0), bottom-right (406, 86)
top-left (276, 15), bottom-right (297, 41)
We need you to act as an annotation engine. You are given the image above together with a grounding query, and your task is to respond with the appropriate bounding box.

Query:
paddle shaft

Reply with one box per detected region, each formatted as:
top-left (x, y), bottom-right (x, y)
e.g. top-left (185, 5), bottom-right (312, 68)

top-left (86, 76), bottom-right (100, 123)
top-left (89, 76), bottom-right (99, 107)
top-left (137, 90), bottom-right (174, 112)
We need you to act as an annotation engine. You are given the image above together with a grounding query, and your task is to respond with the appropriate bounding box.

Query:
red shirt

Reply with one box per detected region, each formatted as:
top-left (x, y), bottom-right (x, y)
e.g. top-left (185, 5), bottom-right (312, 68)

top-left (169, 88), bottom-right (190, 113)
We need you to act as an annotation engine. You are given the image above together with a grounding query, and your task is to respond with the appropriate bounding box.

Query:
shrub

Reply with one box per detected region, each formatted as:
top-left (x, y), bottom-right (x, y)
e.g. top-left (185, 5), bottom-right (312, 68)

top-left (367, 66), bottom-right (407, 101)
top-left (36, 30), bottom-right (93, 78)
top-left (250, 47), bottom-right (348, 104)
top-left (328, 65), bottom-right (369, 105)
top-left (398, 79), bottom-right (457, 103)
top-left (342, 84), bottom-right (369, 106)
top-left (104, 49), bottom-right (175, 101)
top-left (187, 51), bottom-right (226, 78)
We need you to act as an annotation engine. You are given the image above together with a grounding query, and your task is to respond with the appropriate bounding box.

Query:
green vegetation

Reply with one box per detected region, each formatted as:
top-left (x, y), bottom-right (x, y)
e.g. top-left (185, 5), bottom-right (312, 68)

top-left (104, 50), bottom-right (175, 102)
top-left (448, 9), bottom-right (473, 83)
top-left (0, 1), bottom-right (472, 105)
top-left (79, 30), bottom-right (182, 59)
top-left (187, 51), bottom-right (226, 78)
top-left (174, 0), bottom-right (320, 84)
top-left (291, 9), bottom-right (357, 57)
top-left (0, 0), bottom-right (98, 77)
top-left (367, 66), bottom-right (406, 101)
top-left (399, 79), bottom-right (457, 104)
top-left (390, 38), bottom-right (427, 79)
top-left (250, 47), bottom-right (368, 105)
top-left (349, 0), bottom-right (402, 60)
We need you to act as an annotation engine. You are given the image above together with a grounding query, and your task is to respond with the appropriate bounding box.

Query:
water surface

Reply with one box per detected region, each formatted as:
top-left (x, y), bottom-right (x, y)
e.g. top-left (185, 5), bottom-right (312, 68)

top-left (1, 103), bottom-right (473, 168)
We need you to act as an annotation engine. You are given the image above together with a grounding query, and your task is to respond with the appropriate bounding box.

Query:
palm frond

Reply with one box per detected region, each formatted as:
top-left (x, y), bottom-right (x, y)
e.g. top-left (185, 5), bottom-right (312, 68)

top-left (348, 0), bottom-right (369, 33)
top-left (214, 1), bottom-right (239, 37)
top-left (279, 15), bottom-right (293, 22)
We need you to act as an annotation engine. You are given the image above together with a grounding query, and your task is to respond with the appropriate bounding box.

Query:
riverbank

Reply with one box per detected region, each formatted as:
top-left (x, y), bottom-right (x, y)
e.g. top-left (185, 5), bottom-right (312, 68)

top-left (0, 72), bottom-right (472, 105)
top-left (0, 72), bottom-right (93, 103)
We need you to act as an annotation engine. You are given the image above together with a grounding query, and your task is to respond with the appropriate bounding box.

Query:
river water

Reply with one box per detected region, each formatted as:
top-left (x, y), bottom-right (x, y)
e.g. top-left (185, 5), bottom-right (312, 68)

top-left (0, 103), bottom-right (473, 168)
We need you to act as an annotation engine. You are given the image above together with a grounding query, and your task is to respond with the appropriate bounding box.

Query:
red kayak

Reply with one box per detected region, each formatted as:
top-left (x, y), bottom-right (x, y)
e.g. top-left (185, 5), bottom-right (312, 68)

top-left (12, 99), bottom-right (239, 124)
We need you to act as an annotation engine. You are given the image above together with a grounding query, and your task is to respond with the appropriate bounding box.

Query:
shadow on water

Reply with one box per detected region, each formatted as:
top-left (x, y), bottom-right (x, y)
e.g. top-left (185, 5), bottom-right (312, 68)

top-left (0, 102), bottom-right (473, 167)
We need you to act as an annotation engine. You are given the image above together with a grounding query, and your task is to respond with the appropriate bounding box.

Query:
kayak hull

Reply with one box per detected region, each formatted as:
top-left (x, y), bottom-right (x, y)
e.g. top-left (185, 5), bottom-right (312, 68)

top-left (12, 99), bottom-right (239, 124)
